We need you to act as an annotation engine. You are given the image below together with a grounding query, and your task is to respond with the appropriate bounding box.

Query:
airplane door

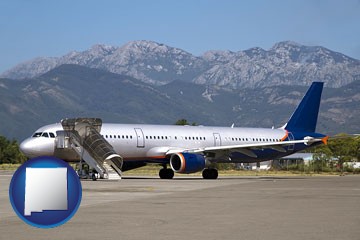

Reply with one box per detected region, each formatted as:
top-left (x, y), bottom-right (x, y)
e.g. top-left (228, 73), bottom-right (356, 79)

top-left (213, 133), bottom-right (221, 146)
top-left (134, 128), bottom-right (145, 148)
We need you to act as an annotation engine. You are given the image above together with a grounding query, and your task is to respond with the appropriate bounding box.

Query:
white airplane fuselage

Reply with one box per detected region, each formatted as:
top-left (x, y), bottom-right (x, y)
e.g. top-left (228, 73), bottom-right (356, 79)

top-left (21, 123), bottom-right (290, 163)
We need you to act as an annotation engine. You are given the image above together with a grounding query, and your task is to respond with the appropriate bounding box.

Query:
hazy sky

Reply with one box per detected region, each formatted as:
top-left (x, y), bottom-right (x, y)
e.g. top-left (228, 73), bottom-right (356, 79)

top-left (1, 0), bottom-right (359, 73)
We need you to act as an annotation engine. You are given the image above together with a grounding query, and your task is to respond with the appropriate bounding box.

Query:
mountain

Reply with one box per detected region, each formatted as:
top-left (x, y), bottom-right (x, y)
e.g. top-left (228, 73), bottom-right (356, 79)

top-left (1, 41), bottom-right (359, 89)
top-left (1, 64), bottom-right (359, 141)
top-left (198, 42), bottom-right (360, 88)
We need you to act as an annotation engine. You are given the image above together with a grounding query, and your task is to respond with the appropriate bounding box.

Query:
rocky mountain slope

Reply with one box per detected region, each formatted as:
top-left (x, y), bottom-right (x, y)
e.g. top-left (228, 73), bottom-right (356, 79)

top-left (2, 41), bottom-right (359, 89)
top-left (1, 65), bottom-right (359, 141)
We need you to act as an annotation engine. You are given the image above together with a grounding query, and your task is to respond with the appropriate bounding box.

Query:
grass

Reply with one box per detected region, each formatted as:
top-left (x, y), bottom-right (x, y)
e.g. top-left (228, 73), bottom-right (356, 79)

top-left (0, 164), bottom-right (354, 176)
top-left (0, 164), bottom-right (21, 170)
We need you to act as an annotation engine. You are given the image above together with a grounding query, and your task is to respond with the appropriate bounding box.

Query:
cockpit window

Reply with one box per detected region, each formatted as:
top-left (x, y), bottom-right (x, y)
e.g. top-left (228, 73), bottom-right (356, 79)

top-left (42, 132), bottom-right (49, 138)
top-left (32, 132), bottom-right (42, 137)
top-left (32, 132), bottom-right (55, 138)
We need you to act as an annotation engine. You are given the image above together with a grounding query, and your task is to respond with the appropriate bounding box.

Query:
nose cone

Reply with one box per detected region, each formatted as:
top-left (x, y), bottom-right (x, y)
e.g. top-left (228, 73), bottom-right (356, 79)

top-left (20, 137), bottom-right (55, 158)
top-left (20, 138), bottom-right (37, 158)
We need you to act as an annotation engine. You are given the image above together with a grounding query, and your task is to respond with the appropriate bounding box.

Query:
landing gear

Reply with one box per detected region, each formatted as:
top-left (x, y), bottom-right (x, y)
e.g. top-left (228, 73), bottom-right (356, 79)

top-left (159, 168), bottom-right (174, 179)
top-left (91, 172), bottom-right (97, 181)
top-left (76, 161), bottom-right (99, 180)
top-left (202, 168), bottom-right (218, 179)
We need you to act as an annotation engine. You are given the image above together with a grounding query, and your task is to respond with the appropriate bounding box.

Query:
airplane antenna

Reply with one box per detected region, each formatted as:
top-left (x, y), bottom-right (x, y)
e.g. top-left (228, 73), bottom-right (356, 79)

top-left (231, 123), bottom-right (234, 128)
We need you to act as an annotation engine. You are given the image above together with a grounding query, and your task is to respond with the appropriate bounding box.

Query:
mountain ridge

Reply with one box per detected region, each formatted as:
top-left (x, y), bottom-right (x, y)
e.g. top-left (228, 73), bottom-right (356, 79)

top-left (2, 40), bottom-right (359, 89)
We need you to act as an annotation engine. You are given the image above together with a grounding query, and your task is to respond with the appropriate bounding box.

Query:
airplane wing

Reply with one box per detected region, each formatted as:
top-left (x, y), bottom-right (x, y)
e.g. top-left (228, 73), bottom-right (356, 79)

top-left (166, 137), bottom-right (326, 158)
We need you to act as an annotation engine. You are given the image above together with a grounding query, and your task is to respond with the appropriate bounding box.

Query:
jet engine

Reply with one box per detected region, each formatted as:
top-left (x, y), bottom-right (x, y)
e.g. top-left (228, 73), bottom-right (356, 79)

top-left (170, 153), bottom-right (206, 174)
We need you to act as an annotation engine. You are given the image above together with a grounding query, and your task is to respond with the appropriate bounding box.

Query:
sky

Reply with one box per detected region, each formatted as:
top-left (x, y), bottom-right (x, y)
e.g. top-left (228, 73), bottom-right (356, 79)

top-left (0, 0), bottom-right (360, 73)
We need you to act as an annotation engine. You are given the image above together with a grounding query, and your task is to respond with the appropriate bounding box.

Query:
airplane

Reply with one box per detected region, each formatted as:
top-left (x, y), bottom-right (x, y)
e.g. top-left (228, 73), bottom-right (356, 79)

top-left (20, 82), bottom-right (328, 179)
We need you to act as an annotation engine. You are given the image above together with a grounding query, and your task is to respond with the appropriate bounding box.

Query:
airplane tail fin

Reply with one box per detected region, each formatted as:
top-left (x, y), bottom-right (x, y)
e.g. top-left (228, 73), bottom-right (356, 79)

top-left (284, 82), bottom-right (324, 133)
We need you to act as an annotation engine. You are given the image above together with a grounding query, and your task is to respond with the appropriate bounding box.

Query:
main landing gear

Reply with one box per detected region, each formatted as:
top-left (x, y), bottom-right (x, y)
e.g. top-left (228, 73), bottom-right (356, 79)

top-left (159, 168), bottom-right (174, 179)
top-left (158, 166), bottom-right (218, 180)
top-left (202, 168), bottom-right (218, 179)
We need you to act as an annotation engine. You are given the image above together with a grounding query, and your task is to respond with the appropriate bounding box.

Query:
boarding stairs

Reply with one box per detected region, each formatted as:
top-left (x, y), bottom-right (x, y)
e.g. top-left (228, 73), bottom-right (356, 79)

top-left (54, 118), bottom-right (123, 180)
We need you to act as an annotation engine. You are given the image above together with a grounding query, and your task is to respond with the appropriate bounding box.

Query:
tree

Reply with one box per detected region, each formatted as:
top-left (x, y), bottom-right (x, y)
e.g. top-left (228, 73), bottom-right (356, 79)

top-left (311, 134), bottom-right (360, 172)
top-left (0, 136), bottom-right (26, 164)
top-left (175, 119), bottom-right (197, 126)
top-left (312, 144), bottom-right (333, 172)
top-left (328, 134), bottom-right (358, 170)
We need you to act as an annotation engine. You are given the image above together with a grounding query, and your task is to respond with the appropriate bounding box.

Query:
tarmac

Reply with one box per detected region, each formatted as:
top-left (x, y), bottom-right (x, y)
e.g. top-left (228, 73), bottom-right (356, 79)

top-left (0, 172), bottom-right (359, 240)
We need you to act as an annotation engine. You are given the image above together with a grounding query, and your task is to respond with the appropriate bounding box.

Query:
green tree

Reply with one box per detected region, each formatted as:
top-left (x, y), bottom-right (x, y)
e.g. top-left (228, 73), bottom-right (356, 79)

top-left (311, 134), bottom-right (360, 172)
top-left (355, 136), bottom-right (360, 161)
top-left (0, 136), bottom-right (26, 164)
top-left (312, 143), bottom-right (334, 172)
top-left (327, 134), bottom-right (358, 171)
top-left (175, 119), bottom-right (197, 126)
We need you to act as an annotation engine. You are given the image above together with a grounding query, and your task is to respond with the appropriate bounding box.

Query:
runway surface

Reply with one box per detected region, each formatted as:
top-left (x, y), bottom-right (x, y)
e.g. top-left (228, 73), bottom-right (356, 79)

top-left (0, 172), bottom-right (359, 240)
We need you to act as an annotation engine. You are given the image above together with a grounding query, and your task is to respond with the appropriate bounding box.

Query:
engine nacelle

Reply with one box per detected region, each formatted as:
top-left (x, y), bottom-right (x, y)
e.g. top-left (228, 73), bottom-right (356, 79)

top-left (170, 153), bottom-right (206, 174)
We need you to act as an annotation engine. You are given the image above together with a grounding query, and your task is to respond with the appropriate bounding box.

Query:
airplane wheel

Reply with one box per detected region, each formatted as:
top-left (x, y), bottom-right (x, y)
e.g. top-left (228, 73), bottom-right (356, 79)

top-left (202, 169), bottom-right (209, 179)
top-left (91, 173), bottom-right (97, 181)
top-left (159, 168), bottom-right (174, 179)
top-left (210, 168), bottom-right (218, 179)
top-left (202, 168), bottom-right (218, 179)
